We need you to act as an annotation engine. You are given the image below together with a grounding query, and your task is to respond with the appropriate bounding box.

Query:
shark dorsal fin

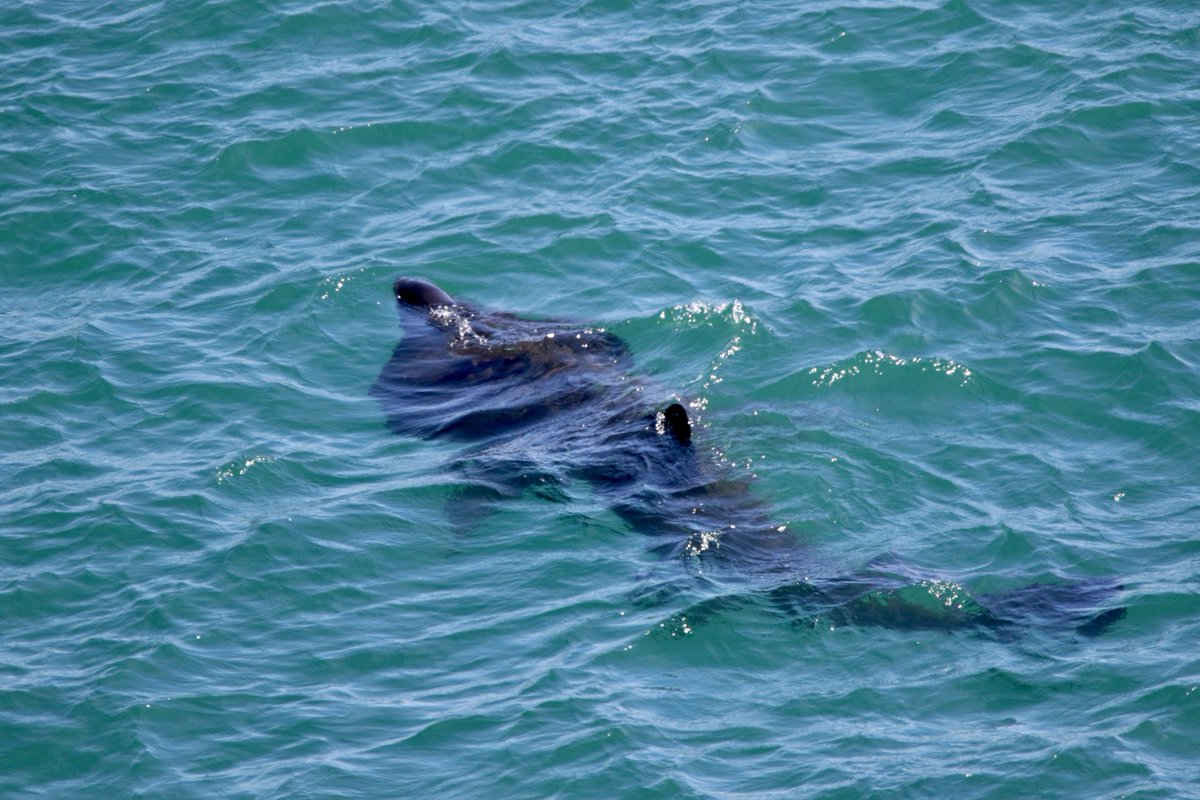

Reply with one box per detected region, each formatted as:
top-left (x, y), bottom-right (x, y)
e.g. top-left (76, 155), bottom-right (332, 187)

top-left (663, 402), bottom-right (691, 446)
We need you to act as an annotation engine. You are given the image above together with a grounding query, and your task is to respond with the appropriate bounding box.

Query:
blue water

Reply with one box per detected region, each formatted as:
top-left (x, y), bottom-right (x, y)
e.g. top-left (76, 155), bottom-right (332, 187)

top-left (3, 0), bottom-right (1199, 796)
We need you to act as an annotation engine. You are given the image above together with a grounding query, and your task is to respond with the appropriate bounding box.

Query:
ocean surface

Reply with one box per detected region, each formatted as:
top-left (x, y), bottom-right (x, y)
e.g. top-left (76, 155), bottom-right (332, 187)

top-left (3, 0), bottom-right (1199, 796)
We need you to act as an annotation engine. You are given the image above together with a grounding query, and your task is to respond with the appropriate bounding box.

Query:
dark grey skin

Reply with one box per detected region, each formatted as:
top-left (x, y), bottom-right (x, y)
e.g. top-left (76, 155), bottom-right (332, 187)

top-left (372, 278), bottom-right (785, 563)
top-left (372, 278), bottom-right (1125, 636)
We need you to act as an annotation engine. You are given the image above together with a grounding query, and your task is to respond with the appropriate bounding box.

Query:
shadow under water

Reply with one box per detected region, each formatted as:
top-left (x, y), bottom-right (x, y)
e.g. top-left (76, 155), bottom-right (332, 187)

top-left (370, 278), bottom-right (1125, 638)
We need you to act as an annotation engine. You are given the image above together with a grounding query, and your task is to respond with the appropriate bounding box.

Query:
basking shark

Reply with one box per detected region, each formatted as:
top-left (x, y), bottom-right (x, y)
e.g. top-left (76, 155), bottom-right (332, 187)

top-left (371, 278), bottom-right (1125, 636)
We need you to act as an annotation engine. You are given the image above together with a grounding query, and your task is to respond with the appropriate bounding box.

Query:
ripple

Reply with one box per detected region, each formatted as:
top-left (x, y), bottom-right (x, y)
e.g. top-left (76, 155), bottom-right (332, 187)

top-left (3, 0), bottom-right (1198, 795)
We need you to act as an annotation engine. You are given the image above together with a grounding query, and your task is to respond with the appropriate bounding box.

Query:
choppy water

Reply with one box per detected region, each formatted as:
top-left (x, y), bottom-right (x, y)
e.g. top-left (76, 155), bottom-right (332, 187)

top-left (3, 0), bottom-right (1199, 797)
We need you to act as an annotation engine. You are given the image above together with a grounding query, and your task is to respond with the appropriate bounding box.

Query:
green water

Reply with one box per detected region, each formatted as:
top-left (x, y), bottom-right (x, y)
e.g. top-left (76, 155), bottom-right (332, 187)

top-left (2, 0), bottom-right (1199, 797)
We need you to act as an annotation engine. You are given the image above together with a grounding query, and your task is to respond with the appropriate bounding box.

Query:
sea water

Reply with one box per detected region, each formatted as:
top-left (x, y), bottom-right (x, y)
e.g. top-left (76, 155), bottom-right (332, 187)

top-left (2, 0), bottom-right (1198, 796)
